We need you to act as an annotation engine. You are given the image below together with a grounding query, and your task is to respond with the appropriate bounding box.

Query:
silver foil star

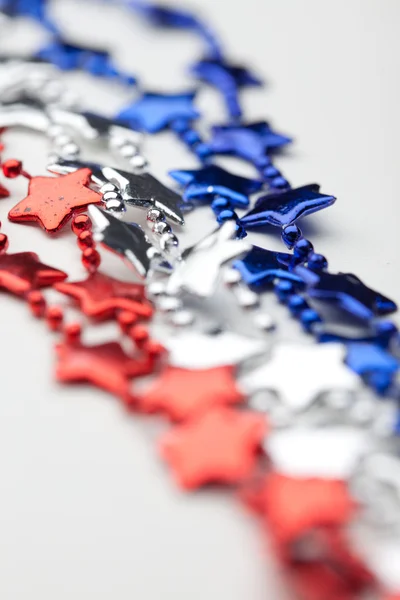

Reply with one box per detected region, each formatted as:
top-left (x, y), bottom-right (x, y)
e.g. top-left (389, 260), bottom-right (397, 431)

top-left (240, 342), bottom-right (360, 411)
top-left (166, 220), bottom-right (251, 297)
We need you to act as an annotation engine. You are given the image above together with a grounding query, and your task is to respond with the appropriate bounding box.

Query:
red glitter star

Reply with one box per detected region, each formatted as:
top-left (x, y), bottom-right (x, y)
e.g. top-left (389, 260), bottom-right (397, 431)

top-left (54, 271), bottom-right (153, 320)
top-left (139, 364), bottom-right (244, 421)
top-left (0, 251), bottom-right (67, 295)
top-left (8, 169), bottom-right (101, 233)
top-left (56, 340), bottom-right (157, 404)
top-left (243, 473), bottom-right (356, 546)
top-left (160, 407), bottom-right (267, 489)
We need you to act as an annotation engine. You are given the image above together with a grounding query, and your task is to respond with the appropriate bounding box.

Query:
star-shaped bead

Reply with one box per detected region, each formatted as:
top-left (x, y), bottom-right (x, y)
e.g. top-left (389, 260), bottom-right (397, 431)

top-left (240, 342), bottom-right (359, 411)
top-left (345, 342), bottom-right (399, 393)
top-left (158, 329), bottom-right (267, 369)
top-left (8, 169), bottom-right (102, 233)
top-left (35, 39), bottom-right (136, 85)
top-left (169, 164), bottom-right (263, 208)
top-left (48, 107), bottom-right (141, 142)
top-left (54, 272), bottom-right (153, 320)
top-left (160, 407), bottom-right (267, 489)
top-left (0, 251), bottom-right (67, 295)
top-left (166, 220), bottom-right (251, 297)
top-left (209, 121), bottom-right (292, 164)
top-left (56, 340), bottom-right (155, 404)
top-left (297, 267), bottom-right (397, 320)
top-left (233, 245), bottom-right (302, 291)
top-left (116, 91), bottom-right (199, 133)
top-left (139, 364), bottom-right (244, 421)
top-left (88, 205), bottom-right (156, 278)
top-left (240, 184), bottom-right (336, 228)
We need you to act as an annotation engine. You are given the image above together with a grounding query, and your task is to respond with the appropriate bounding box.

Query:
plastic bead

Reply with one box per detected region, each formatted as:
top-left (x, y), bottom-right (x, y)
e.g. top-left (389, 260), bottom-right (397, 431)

top-left (211, 197), bottom-right (231, 214)
top-left (64, 322), bottom-right (82, 345)
top-left (300, 307), bottom-right (322, 332)
top-left (81, 247), bottom-right (101, 273)
top-left (27, 290), bottom-right (46, 318)
top-left (194, 142), bottom-right (212, 160)
top-left (46, 305), bottom-right (64, 332)
top-left (117, 310), bottom-right (139, 334)
top-left (2, 159), bottom-right (23, 178)
top-left (0, 233), bottom-right (9, 254)
top-left (182, 129), bottom-right (201, 145)
top-left (234, 222), bottom-right (247, 239)
top-left (217, 208), bottom-right (236, 224)
top-left (270, 175), bottom-right (289, 189)
top-left (281, 224), bottom-right (302, 249)
top-left (308, 252), bottom-right (328, 271)
top-left (71, 214), bottom-right (92, 235)
top-left (129, 324), bottom-right (150, 347)
top-left (274, 279), bottom-right (294, 302)
top-left (171, 118), bottom-right (190, 134)
top-left (77, 230), bottom-right (94, 250)
top-left (288, 294), bottom-right (308, 315)
top-left (294, 238), bottom-right (314, 258)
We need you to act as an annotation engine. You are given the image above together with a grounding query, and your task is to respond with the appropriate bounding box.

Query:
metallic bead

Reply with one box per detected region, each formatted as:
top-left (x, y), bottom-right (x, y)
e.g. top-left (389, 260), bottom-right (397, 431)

top-left (171, 310), bottom-right (195, 327)
top-left (119, 142), bottom-right (139, 158)
top-left (147, 208), bottom-right (165, 225)
top-left (105, 198), bottom-right (125, 213)
top-left (103, 190), bottom-right (121, 202)
top-left (160, 232), bottom-right (180, 256)
top-left (54, 133), bottom-right (73, 148)
top-left (130, 154), bottom-right (148, 169)
top-left (153, 221), bottom-right (171, 236)
top-left (60, 142), bottom-right (80, 159)
top-left (147, 281), bottom-right (167, 297)
top-left (158, 296), bottom-right (182, 312)
top-left (100, 182), bottom-right (118, 195)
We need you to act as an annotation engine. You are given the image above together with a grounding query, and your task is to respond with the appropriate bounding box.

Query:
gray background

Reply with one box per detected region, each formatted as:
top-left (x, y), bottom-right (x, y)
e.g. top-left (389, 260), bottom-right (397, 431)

top-left (0, 0), bottom-right (399, 598)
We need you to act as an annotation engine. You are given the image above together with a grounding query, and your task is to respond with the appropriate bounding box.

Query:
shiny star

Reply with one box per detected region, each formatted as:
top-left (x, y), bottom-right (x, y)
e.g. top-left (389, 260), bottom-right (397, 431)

top-left (166, 220), bottom-right (251, 297)
top-left (160, 407), bottom-right (267, 489)
top-left (0, 101), bottom-right (50, 132)
top-left (139, 364), bottom-right (244, 421)
top-left (240, 184), bottom-right (336, 228)
top-left (56, 340), bottom-right (155, 404)
top-left (169, 164), bottom-right (263, 208)
top-left (54, 272), bottom-right (153, 320)
top-left (116, 91), bottom-right (199, 133)
top-left (240, 343), bottom-right (359, 411)
top-left (345, 343), bottom-right (399, 393)
top-left (35, 39), bottom-right (136, 85)
top-left (297, 267), bottom-right (397, 320)
top-left (8, 169), bottom-right (102, 233)
top-left (48, 107), bottom-right (140, 142)
top-left (88, 205), bottom-right (155, 278)
top-left (158, 329), bottom-right (267, 369)
top-left (233, 245), bottom-right (302, 291)
top-left (0, 251), bottom-right (67, 295)
top-left (209, 121), bottom-right (292, 164)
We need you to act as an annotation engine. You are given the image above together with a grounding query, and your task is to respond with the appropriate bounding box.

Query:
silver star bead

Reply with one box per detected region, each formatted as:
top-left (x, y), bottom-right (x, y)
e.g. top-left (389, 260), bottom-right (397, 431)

top-left (166, 220), bottom-right (251, 297)
top-left (240, 342), bottom-right (360, 411)
top-left (0, 101), bottom-right (50, 131)
top-left (158, 329), bottom-right (267, 369)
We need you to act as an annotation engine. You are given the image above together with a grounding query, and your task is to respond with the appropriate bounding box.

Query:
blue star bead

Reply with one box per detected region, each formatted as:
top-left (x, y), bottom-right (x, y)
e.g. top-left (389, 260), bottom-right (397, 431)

top-left (233, 245), bottom-right (303, 291)
top-left (239, 184), bottom-right (336, 229)
top-left (208, 121), bottom-right (292, 165)
top-left (0, 0), bottom-right (57, 32)
top-left (296, 267), bottom-right (398, 320)
top-left (191, 57), bottom-right (262, 118)
top-left (35, 40), bottom-right (136, 85)
top-left (129, 1), bottom-right (222, 59)
top-left (169, 165), bottom-right (263, 208)
top-left (117, 91), bottom-right (199, 133)
top-left (345, 343), bottom-right (399, 394)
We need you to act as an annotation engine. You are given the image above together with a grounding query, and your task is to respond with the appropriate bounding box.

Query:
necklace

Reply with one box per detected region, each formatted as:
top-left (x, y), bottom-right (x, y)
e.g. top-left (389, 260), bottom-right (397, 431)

top-left (0, 2), bottom-right (399, 599)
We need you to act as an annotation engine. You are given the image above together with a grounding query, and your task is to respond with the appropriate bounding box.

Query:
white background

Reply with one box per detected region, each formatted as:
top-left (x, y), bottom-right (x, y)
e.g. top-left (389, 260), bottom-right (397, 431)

top-left (0, 0), bottom-right (399, 598)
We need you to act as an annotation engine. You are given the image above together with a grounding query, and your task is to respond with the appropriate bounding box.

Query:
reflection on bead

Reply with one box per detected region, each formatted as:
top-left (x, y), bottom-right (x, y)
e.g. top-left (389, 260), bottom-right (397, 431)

top-left (294, 238), bottom-right (314, 258)
top-left (2, 159), bottom-right (22, 178)
top-left (147, 208), bottom-right (165, 224)
top-left (64, 322), bottom-right (81, 345)
top-left (194, 142), bottom-right (212, 160)
top-left (300, 307), bottom-right (321, 332)
top-left (130, 154), bottom-right (148, 169)
top-left (274, 279), bottom-right (294, 301)
top-left (103, 190), bottom-right (120, 202)
top-left (117, 310), bottom-right (138, 334)
top-left (153, 221), bottom-right (172, 236)
top-left (71, 214), bottom-right (92, 235)
top-left (0, 233), bottom-right (9, 254)
top-left (27, 290), bottom-right (46, 318)
top-left (308, 252), bottom-right (328, 271)
top-left (270, 176), bottom-right (289, 189)
top-left (77, 230), bottom-right (94, 250)
top-left (129, 324), bottom-right (149, 347)
top-left (211, 197), bottom-right (230, 214)
top-left (105, 198), bottom-right (125, 213)
top-left (46, 305), bottom-right (64, 332)
top-left (288, 294), bottom-right (308, 315)
top-left (262, 165), bottom-right (279, 178)
top-left (281, 223), bottom-right (302, 249)
top-left (160, 232), bottom-right (180, 256)
top-left (82, 247), bottom-right (101, 273)
top-left (217, 208), bottom-right (236, 224)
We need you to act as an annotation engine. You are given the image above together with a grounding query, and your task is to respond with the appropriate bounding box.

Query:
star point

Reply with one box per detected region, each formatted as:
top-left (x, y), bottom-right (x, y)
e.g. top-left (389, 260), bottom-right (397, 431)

top-left (0, 251), bottom-right (67, 295)
top-left (233, 245), bottom-right (302, 291)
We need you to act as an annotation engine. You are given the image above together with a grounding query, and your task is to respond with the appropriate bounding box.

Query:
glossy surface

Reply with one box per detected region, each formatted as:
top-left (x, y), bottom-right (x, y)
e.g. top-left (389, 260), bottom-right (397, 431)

top-left (0, 251), bottom-right (67, 295)
top-left (240, 184), bottom-right (336, 228)
top-left (233, 245), bottom-right (302, 291)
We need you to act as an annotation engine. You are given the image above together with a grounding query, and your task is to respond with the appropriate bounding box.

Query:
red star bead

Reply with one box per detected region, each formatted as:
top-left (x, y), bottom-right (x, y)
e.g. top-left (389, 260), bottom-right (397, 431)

top-left (139, 364), bottom-right (244, 421)
top-left (56, 340), bottom-right (158, 404)
top-left (160, 407), bottom-right (267, 489)
top-left (243, 473), bottom-right (356, 547)
top-left (8, 169), bottom-right (101, 233)
top-left (0, 252), bottom-right (67, 295)
top-left (54, 271), bottom-right (153, 320)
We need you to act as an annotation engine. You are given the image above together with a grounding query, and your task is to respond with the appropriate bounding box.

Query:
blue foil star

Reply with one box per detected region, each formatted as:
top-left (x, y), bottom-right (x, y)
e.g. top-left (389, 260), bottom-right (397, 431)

top-left (233, 245), bottom-right (303, 291)
top-left (169, 164), bottom-right (263, 208)
top-left (296, 267), bottom-right (398, 320)
top-left (346, 343), bottom-right (399, 394)
top-left (35, 39), bottom-right (136, 85)
top-left (191, 57), bottom-right (262, 118)
top-left (128, 1), bottom-right (222, 59)
top-left (239, 184), bottom-right (336, 229)
top-left (0, 0), bottom-right (57, 32)
top-left (117, 91), bottom-right (199, 133)
top-left (209, 121), bottom-right (292, 165)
